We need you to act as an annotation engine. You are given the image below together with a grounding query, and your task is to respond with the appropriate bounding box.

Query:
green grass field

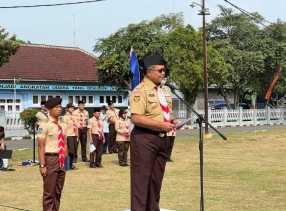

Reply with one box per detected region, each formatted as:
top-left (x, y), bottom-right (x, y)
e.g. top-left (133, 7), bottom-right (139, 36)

top-left (1, 127), bottom-right (286, 211)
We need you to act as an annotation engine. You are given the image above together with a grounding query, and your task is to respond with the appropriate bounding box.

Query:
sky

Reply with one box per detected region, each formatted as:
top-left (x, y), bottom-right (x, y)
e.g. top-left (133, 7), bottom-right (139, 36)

top-left (0, 0), bottom-right (286, 53)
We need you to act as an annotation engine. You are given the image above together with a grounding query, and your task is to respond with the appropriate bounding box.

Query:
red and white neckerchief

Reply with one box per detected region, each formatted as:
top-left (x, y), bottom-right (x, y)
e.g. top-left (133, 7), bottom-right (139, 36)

top-left (157, 87), bottom-right (176, 136)
top-left (96, 118), bottom-right (103, 140)
top-left (52, 121), bottom-right (65, 168)
top-left (68, 112), bottom-right (77, 135)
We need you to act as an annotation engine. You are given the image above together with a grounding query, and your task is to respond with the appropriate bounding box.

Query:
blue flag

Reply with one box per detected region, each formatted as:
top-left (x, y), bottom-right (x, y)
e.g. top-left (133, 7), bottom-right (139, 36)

top-left (129, 48), bottom-right (140, 90)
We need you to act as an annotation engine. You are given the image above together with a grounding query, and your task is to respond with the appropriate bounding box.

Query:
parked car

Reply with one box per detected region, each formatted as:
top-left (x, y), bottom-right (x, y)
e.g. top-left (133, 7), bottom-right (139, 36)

top-left (212, 103), bottom-right (250, 110)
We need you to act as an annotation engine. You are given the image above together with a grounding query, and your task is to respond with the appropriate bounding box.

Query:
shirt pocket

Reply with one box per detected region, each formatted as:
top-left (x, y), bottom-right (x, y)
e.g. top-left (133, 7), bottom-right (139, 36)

top-left (146, 96), bottom-right (160, 114)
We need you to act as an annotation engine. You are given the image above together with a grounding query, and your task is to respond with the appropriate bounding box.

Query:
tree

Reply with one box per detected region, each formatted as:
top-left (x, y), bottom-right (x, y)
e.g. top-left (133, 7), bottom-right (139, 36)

top-left (94, 14), bottom-right (184, 86)
top-left (94, 14), bottom-right (228, 106)
top-left (164, 25), bottom-right (229, 105)
top-left (0, 26), bottom-right (19, 67)
top-left (208, 6), bottom-right (266, 107)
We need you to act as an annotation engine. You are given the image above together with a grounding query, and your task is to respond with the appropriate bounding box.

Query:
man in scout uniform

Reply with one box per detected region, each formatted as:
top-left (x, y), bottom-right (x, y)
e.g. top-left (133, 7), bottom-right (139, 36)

top-left (106, 100), bottom-right (119, 153)
top-left (88, 108), bottom-right (104, 168)
top-left (115, 109), bottom-right (131, 166)
top-left (73, 100), bottom-right (89, 162)
top-left (129, 52), bottom-right (175, 211)
top-left (37, 97), bottom-right (68, 211)
top-left (36, 100), bottom-right (48, 129)
top-left (63, 103), bottom-right (78, 169)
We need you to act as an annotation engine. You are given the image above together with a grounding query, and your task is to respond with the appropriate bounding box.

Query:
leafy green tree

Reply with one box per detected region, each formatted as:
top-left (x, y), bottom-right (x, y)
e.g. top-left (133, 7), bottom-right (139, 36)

top-left (208, 6), bottom-right (266, 107)
top-left (262, 21), bottom-right (286, 98)
top-left (94, 14), bottom-right (228, 107)
top-left (94, 14), bottom-right (184, 86)
top-left (0, 26), bottom-right (19, 67)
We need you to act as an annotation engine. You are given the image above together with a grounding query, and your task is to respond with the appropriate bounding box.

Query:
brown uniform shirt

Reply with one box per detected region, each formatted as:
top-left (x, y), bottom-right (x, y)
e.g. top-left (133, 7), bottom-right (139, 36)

top-left (62, 112), bottom-right (78, 137)
top-left (106, 108), bottom-right (119, 124)
top-left (129, 77), bottom-right (172, 122)
top-left (36, 110), bottom-right (48, 128)
top-left (115, 118), bottom-right (131, 142)
top-left (87, 117), bottom-right (103, 135)
top-left (73, 109), bottom-right (89, 128)
top-left (37, 117), bottom-right (67, 153)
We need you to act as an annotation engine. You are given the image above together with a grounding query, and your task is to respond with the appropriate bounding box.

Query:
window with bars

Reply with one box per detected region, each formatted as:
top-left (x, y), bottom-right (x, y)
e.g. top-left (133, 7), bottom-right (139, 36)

top-left (33, 96), bottom-right (39, 104)
top-left (118, 96), bottom-right (123, 104)
top-left (112, 96), bottom-right (116, 103)
top-left (68, 96), bottom-right (73, 104)
top-left (41, 96), bottom-right (46, 102)
top-left (88, 96), bottom-right (93, 104)
top-left (100, 96), bottom-right (104, 104)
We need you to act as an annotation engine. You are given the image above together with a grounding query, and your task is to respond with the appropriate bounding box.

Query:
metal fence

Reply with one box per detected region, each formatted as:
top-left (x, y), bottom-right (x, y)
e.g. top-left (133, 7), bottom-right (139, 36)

top-left (0, 111), bottom-right (28, 137)
top-left (173, 107), bottom-right (286, 129)
top-left (0, 108), bottom-right (285, 137)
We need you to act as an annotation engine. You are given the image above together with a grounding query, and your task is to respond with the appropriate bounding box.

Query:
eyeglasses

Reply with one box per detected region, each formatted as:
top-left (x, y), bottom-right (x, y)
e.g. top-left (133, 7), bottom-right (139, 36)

top-left (155, 68), bottom-right (166, 73)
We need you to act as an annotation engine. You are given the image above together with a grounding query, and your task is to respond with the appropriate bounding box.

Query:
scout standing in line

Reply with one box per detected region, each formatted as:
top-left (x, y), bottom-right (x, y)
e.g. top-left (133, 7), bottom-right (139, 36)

top-left (106, 100), bottom-right (119, 153)
top-left (115, 109), bottom-right (131, 166)
top-left (36, 100), bottom-right (48, 128)
top-left (37, 97), bottom-right (68, 211)
top-left (129, 53), bottom-right (175, 211)
top-left (63, 103), bottom-right (78, 169)
top-left (88, 108), bottom-right (104, 168)
top-left (73, 100), bottom-right (89, 162)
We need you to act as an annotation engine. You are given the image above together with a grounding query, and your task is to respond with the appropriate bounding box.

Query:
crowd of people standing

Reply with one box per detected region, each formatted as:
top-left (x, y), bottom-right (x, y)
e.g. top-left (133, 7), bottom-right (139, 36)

top-left (36, 99), bottom-right (133, 170)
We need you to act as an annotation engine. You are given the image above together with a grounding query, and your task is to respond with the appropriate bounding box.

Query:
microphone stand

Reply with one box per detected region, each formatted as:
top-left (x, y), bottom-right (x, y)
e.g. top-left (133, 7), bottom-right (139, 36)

top-left (168, 84), bottom-right (227, 211)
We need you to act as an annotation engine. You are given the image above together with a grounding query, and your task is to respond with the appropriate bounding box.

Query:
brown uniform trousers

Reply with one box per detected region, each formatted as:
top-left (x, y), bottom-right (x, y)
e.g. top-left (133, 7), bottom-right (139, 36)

top-left (90, 134), bottom-right (103, 167)
top-left (77, 127), bottom-right (87, 161)
top-left (118, 141), bottom-right (130, 165)
top-left (130, 127), bottom-right (168, 211)
top-left (43, 155), bottom-right (66, 211)
top-left (67, 136), bottom-right (77, 167)
top-left (108, 124), bottom-right (118, 153)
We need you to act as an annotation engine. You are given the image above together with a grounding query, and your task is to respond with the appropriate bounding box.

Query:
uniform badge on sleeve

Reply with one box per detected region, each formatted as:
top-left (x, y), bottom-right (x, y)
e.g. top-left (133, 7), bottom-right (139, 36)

top-left (133, 91), bottom-right (141, 103)
top-left (134, 96), bottom-right (140, 102)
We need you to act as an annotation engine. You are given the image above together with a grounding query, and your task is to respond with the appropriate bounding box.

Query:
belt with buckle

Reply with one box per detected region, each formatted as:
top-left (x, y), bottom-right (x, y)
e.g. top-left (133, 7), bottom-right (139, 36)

top-left (45, 153), bottom-right (58, 156)
top-left (134, 126), bottom-right (167, 138)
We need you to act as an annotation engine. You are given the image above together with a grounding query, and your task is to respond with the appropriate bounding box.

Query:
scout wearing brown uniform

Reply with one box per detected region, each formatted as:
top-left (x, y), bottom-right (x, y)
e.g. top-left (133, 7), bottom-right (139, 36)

top-left (115, 109), bottom-right (131, 166)
top-left (37, 97), bottom-right (68, 211)
top-left (73, 100), bottom-right (89, 162)
top-left (36, 100), bottom-right (48, 129)
top-left (106, 101), bottom-right (119, 153)
top-left (63, 103), bottom-right (78, 169)
top-left (88, 108), bottom-right (104, 168)
top-left (130, 53), bottom-right (175, 211)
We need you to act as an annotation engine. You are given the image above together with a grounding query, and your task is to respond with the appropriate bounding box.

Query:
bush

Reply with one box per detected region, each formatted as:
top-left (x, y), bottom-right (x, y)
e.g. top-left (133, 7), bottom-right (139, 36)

top-left (20, 108), bottom-right (39, 134)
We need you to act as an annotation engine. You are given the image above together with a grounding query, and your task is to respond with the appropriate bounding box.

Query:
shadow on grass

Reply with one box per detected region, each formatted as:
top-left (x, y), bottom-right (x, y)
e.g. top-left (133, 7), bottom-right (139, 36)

top-left (0, 204), bottom-right (30, 211)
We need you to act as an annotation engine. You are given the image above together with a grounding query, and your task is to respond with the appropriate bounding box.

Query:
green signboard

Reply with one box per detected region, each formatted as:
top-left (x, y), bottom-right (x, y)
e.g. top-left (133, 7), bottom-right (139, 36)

top-left (0, 82), bottom-right (120, 92)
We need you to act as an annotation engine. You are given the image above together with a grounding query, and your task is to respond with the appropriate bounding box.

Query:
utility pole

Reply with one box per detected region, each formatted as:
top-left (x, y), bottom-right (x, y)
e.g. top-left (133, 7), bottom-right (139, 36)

top-left (198, 0), bottom-right (210, 134)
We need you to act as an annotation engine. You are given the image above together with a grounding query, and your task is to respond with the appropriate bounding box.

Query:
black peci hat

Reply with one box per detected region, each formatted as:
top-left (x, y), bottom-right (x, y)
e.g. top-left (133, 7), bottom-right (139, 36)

top-left (93, 108), bottom-right (101, 113)
top-left (46, 97), bottom-right (62, 109)
top-left (140, 52), bottom-right (166, 71)
top-left (107, 100), bottom-right (113, 106)
top-left (78, 100), bottom-right (85, 104)
top-left (40, 100), bottom-right (47, 106)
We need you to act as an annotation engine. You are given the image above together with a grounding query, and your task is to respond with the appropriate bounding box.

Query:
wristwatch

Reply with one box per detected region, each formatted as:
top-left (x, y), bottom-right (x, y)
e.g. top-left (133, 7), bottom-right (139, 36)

top-left (39, 164), bottom-right (46, 168)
